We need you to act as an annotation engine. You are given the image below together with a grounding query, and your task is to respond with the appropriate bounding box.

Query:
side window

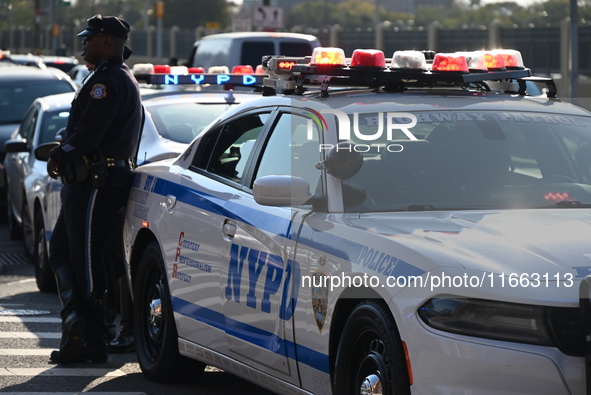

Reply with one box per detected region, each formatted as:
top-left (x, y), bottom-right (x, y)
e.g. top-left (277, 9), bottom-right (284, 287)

top-left (240, 41), bottom-right (275, 68)
top-left (195, 112), bottom-right (270, 183)
top-left (254, 113), bottom-right (322, 191)
top-left (19, 107), bottom-right (38, 142)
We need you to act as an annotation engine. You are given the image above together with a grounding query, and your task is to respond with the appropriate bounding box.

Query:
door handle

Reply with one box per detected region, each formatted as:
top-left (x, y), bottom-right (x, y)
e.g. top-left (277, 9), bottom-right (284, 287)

top-left (222, 219), bottom-right (237, 238)
top-left (163, 194), bottom-right (177, 211)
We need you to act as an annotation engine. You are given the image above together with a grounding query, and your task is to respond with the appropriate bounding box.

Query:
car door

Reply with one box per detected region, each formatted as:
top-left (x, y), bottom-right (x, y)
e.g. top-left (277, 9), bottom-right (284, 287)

top-left (5, 104), bottom-right (38, 227)
top-left (219, 110), bottom-right (323, 384)
top-left (163, 110), bottom-right (274, 354)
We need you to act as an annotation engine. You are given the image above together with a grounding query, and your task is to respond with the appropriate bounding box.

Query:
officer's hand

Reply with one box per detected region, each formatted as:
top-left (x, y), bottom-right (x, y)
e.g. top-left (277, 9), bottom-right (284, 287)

top-left (47, 158), bottom-right (61, 180)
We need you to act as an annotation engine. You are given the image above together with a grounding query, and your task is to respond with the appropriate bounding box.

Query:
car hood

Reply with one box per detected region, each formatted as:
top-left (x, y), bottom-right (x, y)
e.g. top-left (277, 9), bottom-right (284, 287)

top-left (351, 209), bottom-right (591, 279)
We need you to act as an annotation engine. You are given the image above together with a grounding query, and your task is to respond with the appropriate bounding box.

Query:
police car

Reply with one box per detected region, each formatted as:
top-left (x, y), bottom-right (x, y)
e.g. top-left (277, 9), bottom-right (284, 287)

top-left (123, 48), bottom-right (590, 394)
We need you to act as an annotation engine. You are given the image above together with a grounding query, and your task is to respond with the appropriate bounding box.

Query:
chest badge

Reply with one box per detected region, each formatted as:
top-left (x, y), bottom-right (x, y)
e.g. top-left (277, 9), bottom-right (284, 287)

top-left (312, 271), bottom-right (329, 333)
top-left (90, 84), bottom-right (107, 99)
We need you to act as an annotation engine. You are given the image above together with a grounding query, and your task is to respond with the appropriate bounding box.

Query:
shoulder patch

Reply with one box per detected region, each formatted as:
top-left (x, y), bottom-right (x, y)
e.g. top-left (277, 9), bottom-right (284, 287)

top-left (90, 84), bottom-right (107, 99)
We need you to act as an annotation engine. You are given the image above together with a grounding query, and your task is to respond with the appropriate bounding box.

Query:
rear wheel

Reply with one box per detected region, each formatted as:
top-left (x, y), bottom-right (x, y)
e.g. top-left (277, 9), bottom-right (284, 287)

top-left (333, 300), bottom-right (410, 395)
top-left (133, 240), bottom-right (205, 382)
top-left (33, 209), bottom-right (56, 293)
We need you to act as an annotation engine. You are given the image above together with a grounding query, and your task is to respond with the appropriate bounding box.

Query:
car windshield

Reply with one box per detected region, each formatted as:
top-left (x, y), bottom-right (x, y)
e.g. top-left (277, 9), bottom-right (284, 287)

top-left (149, 102), bottom-right (235, 144)
top-left (0, 80), bottom-right (73, 125)
top-left (40, 109), bottom-right (69, 144)
top-left (342, 110), bottom-right (591, 212)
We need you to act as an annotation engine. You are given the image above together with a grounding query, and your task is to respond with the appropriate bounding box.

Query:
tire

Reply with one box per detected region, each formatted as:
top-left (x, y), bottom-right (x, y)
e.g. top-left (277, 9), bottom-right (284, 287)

top-left (21, 200), bottom-right (35, 259)
top-left (33, 210), bottom-right (56, 293)
top-left (333, 300), bottom-right (410, 395)
top-left (133, 240), bottom-right (206, 382)
top-left (6, 188), bottom-right (22, 240)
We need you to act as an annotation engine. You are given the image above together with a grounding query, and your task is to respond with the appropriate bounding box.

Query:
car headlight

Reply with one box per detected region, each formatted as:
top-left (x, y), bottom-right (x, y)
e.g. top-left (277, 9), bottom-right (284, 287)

top-left (418, 296), bottom-right (553, 346)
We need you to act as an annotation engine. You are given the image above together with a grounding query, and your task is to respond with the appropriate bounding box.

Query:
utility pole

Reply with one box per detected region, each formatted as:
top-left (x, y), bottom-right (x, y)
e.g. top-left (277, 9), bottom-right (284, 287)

top-left (570, 0), bottom-right (578, 98)
top-left (33, 0), bottom-right (41, 54)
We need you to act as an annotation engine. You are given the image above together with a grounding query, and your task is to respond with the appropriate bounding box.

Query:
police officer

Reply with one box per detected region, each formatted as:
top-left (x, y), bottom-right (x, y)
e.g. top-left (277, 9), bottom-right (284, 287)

top-left (47, 14), bottom-right (142, 364)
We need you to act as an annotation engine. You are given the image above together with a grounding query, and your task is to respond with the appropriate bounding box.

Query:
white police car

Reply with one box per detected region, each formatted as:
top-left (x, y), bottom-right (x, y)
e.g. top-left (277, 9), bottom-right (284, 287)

top-left (123, 48), bottom-right (590, 394)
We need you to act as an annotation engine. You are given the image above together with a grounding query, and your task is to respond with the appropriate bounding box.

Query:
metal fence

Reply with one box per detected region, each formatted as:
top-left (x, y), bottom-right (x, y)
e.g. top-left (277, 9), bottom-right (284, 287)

top-left (1, 24), bottom-right (589, 77)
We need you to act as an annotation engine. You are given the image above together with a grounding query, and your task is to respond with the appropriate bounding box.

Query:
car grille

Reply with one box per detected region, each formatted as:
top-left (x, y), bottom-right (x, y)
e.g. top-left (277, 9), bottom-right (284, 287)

top-left (548, 307), bottom-right (585, 357)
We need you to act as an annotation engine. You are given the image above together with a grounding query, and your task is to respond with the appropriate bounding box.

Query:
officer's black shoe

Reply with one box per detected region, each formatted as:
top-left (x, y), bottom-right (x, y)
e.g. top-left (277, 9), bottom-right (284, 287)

top-left (50, 340), bottom-right (108, 364)
top-left (107, 324), bottom-right (134, 353)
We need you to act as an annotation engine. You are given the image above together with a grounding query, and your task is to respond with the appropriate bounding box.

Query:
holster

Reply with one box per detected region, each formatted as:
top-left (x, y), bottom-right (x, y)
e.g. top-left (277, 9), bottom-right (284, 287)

top-left (60, 155), bottom-right (108, 189)
top-left (60, 161), bottom-right (90, 186)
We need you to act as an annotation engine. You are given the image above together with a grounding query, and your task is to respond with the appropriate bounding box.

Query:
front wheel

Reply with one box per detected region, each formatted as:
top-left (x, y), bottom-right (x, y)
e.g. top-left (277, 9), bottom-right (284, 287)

top-left (33, 209), bottom-right (56, 293)
top-left (333, 300), bottom-right (410, 395)
top-left (133, 240), bottom-right (205, 382)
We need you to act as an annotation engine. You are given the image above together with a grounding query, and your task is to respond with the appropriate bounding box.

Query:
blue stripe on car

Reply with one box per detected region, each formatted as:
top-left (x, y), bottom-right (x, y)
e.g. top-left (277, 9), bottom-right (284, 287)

top-left (172, 296), bottom-right (330, 373)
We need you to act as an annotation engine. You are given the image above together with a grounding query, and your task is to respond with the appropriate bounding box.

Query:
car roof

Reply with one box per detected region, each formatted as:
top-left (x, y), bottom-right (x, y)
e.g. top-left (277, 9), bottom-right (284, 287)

top-left (0, 65), bottom-right (73, 82)
top-left (32, 89), bottom-right (260, 113)
top-left (32, 92), bottom-right (76, 112)
top-left (196, 32), bottom-right (319, 42)
top-left (215, 89), bottom-right (591, 120)
top-left (141, 90), bottom-right (260, 106)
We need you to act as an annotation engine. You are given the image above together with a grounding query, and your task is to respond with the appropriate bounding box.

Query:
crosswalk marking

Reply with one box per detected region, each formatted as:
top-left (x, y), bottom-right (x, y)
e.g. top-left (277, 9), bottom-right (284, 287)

top-left (0, 367), bottom-right (126, 376)
top-left (0, 332), bottom-right (61, 339)
top-left (0, 317), bottom-right (61, 323)
top-left (0, 348), bottom-right (56, 356)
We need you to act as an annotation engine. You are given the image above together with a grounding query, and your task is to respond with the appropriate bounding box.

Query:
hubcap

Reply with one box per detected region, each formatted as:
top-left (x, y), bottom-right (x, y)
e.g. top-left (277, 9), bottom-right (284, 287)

top-left (357, 339), bottom-right (388, 395)
top-left (360, 374), bottom-right (382, 395)
top-left (147, 282), bottom-right (164, 343)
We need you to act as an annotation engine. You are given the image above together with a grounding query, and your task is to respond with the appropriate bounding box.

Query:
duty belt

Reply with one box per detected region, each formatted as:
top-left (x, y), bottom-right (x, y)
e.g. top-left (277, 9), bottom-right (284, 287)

top-left (106, 158), bottom-right (134, 168)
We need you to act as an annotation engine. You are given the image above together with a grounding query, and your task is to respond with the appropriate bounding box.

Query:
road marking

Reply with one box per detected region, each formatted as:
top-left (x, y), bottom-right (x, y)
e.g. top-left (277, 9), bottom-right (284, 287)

top-left (0, 348), bottom-right (56, 356)
top-left (0, 332), bottom-right (60, 339)
top-left (0, 317), bottom-right (61, 323)
top-left (0, 367), bottom-right (127, 376)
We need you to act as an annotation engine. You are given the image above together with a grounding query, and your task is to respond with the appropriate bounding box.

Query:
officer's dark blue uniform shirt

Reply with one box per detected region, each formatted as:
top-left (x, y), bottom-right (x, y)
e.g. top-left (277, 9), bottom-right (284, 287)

top-left (51, 54), bottom-right (141, 164)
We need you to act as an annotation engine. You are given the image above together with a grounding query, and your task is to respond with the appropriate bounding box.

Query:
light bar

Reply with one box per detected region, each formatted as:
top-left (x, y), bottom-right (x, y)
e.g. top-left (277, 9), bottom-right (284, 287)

top-left (492, 49), bottom-right (524, 69)
top-left (232, 65), bottom-right (255, 74)
top-left (153, 64), bottom-right (171, 74)
top-left (350, 49), bottom-right (386, 69)
top-left (140, 73), bottom-right (265, 86)
top-left (483, 52), bottom-right (506, 71)
top-left (208, 65), bottom-right (230, 74)
top-left (390, 50), bottom-right (427, 71)
top-left (310, 47), bottom-right (346, 67)
top-left (461, 52), bottom-right (488, 72)
top-left (431, 53), bottom-right (469, 73)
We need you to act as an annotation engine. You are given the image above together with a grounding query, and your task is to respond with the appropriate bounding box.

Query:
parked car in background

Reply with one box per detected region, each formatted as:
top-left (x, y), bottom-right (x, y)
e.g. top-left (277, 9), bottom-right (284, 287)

top-left (9, 53), bottom-right (79, 72)
top-left (0, 66), bottom-right (76, 220)
top-left (184, 32), bottom-right (320, 71)
top-left (5, 85), bottom-right (258, 292)
top-left (67, 64), bottom-right (91, 86)
top-left (39, 55), bottom-right (79, 73)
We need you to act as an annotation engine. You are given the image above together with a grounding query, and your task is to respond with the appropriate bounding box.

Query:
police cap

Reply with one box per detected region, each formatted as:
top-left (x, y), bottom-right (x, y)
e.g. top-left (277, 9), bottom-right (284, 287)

top-left (77, 14), bottom-right (130, 40)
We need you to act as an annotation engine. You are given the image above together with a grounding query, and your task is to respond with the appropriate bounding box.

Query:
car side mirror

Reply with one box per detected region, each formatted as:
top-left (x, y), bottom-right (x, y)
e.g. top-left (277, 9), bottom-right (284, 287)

top-left (55, 127), bottom-right (66, 143)
top-left (34, 142), bottom-right (59, 162)
top-left (319, 141), bottom-right (363, 180)
top-left (3, 139), bottom-right (29, 154)
top-left (253, 175), bottom-right (313, 206)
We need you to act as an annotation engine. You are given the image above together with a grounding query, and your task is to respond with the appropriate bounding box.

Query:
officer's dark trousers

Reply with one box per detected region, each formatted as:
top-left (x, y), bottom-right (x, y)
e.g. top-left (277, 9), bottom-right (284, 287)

top-left (50, 169), bottom-right (133, 302)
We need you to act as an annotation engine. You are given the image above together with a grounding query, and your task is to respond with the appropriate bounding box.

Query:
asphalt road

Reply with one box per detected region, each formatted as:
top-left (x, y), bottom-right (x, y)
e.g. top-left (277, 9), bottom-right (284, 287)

top-left (0, 219), bottom-right (276, 395)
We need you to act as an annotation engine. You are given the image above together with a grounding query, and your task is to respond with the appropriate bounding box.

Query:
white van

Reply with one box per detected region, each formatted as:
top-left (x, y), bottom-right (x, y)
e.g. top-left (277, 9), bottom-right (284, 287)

top-left (184, 32), bottom-right (321, 70)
